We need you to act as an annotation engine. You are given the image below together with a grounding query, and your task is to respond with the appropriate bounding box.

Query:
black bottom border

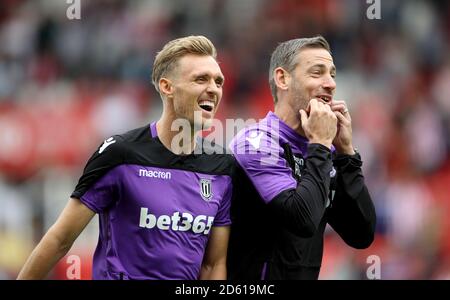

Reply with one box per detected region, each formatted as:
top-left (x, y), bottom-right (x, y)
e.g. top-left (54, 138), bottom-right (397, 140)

top-left (3, 280), bottom-right (448, 299)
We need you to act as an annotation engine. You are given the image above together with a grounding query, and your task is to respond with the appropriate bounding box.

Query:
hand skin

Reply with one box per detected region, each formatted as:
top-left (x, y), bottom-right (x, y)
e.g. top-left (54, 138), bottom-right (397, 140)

top-left (199, 226), bottom-right (230, 280)
top-left (299, 98), bottom-right (337, 149)
top-left (17, 198), bottom-right (95, 280)
top-left (330, 100), bottom-right (355, 155)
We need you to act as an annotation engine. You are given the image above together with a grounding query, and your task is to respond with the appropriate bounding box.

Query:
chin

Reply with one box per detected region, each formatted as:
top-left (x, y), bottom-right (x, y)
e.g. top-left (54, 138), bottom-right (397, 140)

top-left (201, 118), bottom-right (213, 129)
top-left (189, 119), bottom-right (211, 131)
top-left (191, 111), bottom-right (214, 130)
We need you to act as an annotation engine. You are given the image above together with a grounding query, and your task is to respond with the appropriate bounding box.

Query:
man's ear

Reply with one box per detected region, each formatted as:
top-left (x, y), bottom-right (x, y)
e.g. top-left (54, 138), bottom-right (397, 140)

top-left (159, 78), bottom-right (174, 99)
top-left (274, 67), bottom-right (290, 91)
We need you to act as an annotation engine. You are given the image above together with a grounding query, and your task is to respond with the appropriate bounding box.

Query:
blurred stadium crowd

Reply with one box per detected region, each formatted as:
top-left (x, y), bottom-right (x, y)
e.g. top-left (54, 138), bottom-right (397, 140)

top-left (0, 0), bottom-right (449, 279)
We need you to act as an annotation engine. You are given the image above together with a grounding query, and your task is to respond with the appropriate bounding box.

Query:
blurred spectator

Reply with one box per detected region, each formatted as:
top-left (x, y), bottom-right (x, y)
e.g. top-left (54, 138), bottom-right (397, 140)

top-left (0, 0), bottom-right (449, 279)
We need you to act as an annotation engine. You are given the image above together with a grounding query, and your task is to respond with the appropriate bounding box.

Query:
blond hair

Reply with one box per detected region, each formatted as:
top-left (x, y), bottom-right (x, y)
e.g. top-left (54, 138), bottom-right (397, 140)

top-left (151, 35), bottom-right (217, 93)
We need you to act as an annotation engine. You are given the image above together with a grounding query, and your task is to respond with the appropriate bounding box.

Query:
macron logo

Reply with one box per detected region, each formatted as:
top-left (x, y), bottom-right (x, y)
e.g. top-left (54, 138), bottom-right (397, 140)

top-left (99, 137), bottom-right (116, 154)
top-left (246, 131), bottom-right (263, 150)
top-left (139, 169), bottom-right (171, 180)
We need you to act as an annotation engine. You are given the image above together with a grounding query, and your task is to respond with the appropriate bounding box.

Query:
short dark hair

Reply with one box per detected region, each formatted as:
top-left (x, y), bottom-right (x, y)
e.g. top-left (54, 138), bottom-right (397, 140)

top-left (269, 36), bottom-right (331, 103)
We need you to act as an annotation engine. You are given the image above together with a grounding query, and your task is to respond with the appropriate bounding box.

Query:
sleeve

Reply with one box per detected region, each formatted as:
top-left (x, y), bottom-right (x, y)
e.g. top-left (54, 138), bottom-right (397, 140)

top-left (229, 127), bottom-right (297, 204)
top-left (212, 175), bottom-right (233, 227)
top-left (230, 127), bottom-right (333, 237)
top-left (70, 135), bottom-right (125, 213)
top-left (327, 152), bottom-right (377, 249)
top-left (268, 144), bottom-right (333, 237)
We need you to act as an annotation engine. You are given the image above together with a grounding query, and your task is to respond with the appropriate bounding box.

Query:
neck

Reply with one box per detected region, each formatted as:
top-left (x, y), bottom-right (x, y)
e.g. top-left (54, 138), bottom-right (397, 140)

top-left (156, 111), bottom-right (197, 155)
top-left (274, 103), bottom-right (306, 137)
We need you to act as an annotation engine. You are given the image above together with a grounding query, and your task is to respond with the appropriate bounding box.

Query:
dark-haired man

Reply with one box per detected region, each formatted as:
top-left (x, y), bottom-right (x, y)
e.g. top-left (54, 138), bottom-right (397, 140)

top-left (227, 36), bottom-right (376, 280)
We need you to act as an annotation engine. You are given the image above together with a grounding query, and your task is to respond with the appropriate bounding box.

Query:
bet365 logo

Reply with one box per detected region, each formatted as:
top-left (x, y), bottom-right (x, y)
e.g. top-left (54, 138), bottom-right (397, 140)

top-left (139, 208), bottom-right (215, 235)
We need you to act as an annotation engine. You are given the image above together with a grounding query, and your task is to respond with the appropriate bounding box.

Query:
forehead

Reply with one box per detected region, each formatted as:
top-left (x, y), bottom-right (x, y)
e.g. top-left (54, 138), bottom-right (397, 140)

top-left (176, 54), bottom-right (223, 77)
top-left (295, 48), bottom-right (334, 69)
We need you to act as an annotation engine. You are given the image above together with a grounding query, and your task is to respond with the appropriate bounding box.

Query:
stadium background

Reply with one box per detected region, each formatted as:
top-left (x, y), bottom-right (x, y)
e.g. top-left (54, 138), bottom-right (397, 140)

top-left (0, 0), bottom-right (449, 280)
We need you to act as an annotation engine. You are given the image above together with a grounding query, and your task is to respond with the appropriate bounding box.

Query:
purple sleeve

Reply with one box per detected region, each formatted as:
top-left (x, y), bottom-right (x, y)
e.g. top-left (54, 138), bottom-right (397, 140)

top-left (212, 176), bottom-right (232, 226)
top-left (229, 127), bottom-right (296, 204)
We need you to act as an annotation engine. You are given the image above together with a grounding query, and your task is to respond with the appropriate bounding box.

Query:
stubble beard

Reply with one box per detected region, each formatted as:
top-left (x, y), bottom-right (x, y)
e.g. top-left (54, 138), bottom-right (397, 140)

top-left (291, 81), bottom-right (310, 117)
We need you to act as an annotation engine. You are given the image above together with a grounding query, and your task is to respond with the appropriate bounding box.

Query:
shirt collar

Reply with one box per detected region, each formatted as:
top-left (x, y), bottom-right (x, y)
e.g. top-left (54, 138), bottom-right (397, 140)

top-left (266, 111), bottom-right (309, 154)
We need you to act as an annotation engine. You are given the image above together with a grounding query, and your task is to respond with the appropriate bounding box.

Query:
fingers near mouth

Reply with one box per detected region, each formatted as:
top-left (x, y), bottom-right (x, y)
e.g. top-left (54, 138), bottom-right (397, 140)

top-left (330, 104), bottom-right (346, 112)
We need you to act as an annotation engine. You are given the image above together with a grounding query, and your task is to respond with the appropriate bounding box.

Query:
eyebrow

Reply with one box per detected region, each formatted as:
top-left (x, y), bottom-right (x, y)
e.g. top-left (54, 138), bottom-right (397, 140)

top-left (193, 72), bottom-right (225, 83)
top-left (308, 64), bottom-right (336, 73)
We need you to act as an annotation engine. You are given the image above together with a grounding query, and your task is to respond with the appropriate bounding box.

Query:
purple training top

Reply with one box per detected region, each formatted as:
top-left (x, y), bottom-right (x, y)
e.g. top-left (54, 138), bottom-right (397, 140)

top-left (229, 111), bottom-right (334, 204)
top-left (71, 123), bottom-right (234, 280)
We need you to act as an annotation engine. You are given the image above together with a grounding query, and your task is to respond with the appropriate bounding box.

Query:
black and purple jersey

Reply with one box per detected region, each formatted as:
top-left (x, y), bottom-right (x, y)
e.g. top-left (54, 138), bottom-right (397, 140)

top-left (71, 122), bottom-right (234, 280)
top-left (227, 111), bottom-right (376, 280)
top-left (229, 111), bottom-right (331, 203)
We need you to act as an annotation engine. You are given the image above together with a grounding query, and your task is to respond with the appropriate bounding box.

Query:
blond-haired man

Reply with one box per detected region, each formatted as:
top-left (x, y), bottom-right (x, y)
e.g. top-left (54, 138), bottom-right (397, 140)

top-left (18, 36), bottom-right (233, 280)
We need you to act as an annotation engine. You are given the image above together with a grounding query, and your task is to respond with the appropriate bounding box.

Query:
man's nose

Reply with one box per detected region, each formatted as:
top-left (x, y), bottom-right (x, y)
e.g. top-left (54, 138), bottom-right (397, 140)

top-left (322, 75), bottom-right (336, 91)
top-left (206, 80), bottom-right (221, 95)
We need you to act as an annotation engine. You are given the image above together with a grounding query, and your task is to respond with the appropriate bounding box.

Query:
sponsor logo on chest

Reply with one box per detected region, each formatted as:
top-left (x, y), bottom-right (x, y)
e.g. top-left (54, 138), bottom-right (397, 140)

top-left (138, 169), bottom-right (171, 180)
top-left (138, 170), bottom-right (214, 202)
top-left (139, 208), bottom-right (214, 235)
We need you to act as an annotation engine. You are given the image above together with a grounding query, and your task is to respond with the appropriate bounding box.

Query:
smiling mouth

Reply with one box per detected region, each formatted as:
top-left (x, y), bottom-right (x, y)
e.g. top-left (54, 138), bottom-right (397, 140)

top-left (317, 95), bottom-right (332, 102)
top-left (198, 100), bottom-right (215, 112)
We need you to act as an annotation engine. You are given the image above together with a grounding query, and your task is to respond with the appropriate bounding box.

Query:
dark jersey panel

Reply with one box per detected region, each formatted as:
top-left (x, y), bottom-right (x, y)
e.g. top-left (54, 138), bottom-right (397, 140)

top-left (72, 124), bottom-right (235, 200)
top-left (71, 134), bottom-right (125, 200)
top-left (228, 112), bottom-right (376, 280)
top-left (228, 153), bottom-right (327, 280)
